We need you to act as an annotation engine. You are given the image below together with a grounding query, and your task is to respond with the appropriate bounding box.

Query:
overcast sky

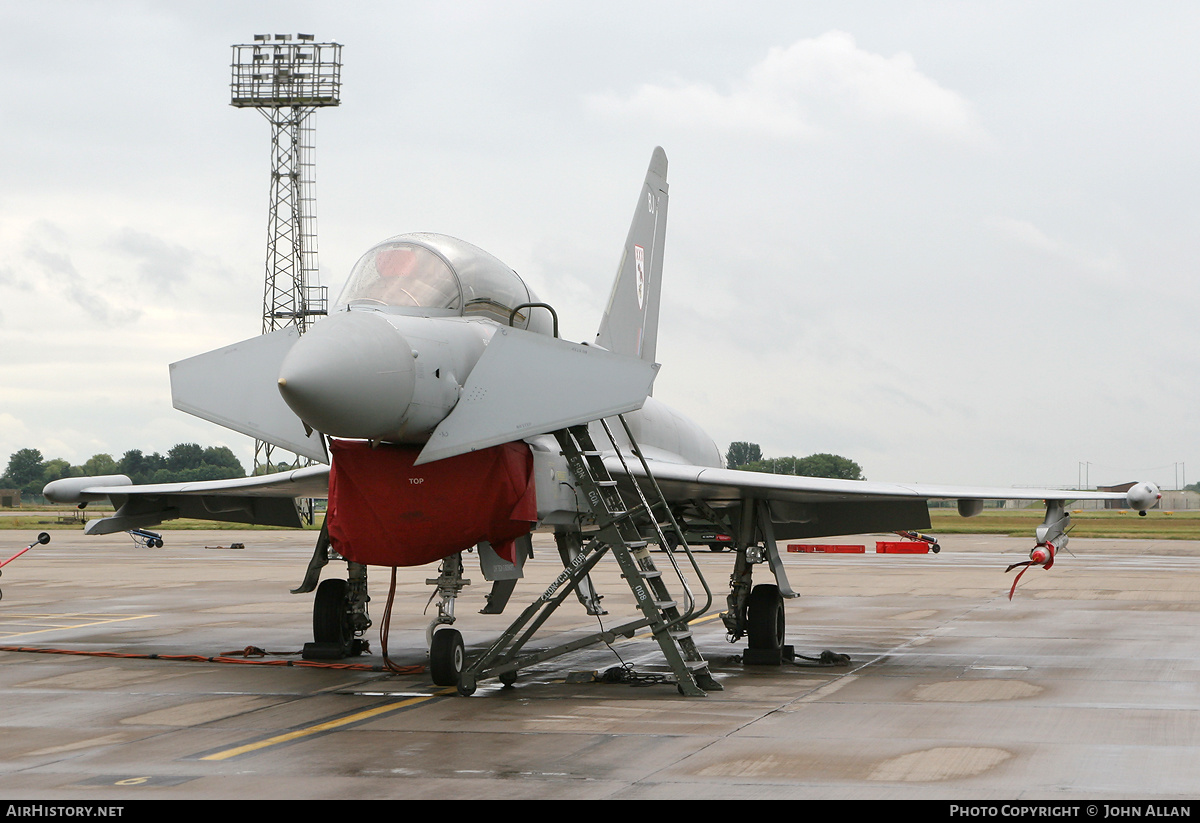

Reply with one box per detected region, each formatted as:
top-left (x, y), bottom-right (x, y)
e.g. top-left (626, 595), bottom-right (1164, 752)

top-left (1, 1), bottom-right (1196, 489)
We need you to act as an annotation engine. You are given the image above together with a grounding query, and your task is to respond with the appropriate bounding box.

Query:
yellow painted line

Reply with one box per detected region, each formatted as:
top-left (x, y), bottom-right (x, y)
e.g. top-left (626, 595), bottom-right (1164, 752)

top-left (0, 613), bottom-right (155, 639)
top-left (625, 610), bottom-right (723, 642)
top-left (200, 692), bottom-right (448, 761)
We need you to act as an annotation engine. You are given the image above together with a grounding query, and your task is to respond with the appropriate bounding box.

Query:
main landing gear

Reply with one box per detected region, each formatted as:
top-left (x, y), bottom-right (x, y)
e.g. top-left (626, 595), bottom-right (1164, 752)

top-left (746, 583), bottom-right (786, 652)
top-left (307, 564), bottom-right (371, 659)
top-left (313, 578), bottom-right (354, 652)
top-left (716, 499), bottom-right (799, 666)
top-left (297, 526), bottom-right (372, 660)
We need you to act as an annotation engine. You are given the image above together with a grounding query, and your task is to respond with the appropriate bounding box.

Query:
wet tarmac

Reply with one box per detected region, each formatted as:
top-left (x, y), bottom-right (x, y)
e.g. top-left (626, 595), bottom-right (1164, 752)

top-left (0, 527), bottom-right (1197, 800)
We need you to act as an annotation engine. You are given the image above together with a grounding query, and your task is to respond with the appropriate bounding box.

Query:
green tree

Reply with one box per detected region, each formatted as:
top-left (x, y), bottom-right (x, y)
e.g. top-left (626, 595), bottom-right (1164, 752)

top-left (743, 455), bottom-right (799, 474)
top-left (119, 449), bottom-right (166, 484)
top-left (4, 444), bottom-right (246, 492)
top-left (725, 441), bottom-right (763, 470)
top-left (40, 458), bottom-right (77, 486)
top-left (118, 449), bottom-right (148, 483)
top-left (83, 454), bottom-right (118, 476)
top-left (795, 453), bottom-right (863, 480)
top-left (742, 452), bottom-right (864, 480)
top-left (201, 446), bottom-right (245, 478)
top-left (3, 448), bottom-right (46, 493)
top-left (167, 443), bottom-right (205, 472)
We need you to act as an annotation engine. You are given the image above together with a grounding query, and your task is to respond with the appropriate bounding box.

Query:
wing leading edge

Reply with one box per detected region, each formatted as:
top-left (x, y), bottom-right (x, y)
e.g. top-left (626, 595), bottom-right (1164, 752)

top-left (605, 458), bottom-right (1159, 540)
top-left (609, 460), bottom-right (1142, 504)
top-left (43, 466), bottom-right (331, 534)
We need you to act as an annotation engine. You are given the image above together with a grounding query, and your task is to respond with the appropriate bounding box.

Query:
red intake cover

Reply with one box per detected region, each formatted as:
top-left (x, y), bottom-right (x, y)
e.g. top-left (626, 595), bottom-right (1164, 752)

top-left (326, 439), bottom-right (537, 567)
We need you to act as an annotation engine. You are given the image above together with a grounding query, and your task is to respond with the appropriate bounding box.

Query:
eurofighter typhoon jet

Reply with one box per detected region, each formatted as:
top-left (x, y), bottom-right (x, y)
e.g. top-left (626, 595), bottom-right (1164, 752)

top-left (45, 148), bottom-right (1161, 696)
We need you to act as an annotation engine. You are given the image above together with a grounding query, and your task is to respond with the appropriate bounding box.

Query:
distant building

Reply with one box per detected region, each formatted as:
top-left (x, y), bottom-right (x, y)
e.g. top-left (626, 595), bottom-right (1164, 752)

top-left (0, 489), bottom-right (20, 508)
top-left (1098, 481), bottom-right (1139, 509)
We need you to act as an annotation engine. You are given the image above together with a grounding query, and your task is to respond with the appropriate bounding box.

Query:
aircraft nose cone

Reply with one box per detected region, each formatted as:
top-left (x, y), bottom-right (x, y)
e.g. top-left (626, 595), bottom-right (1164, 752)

top-left (278, 311), bottom-right (417, 440)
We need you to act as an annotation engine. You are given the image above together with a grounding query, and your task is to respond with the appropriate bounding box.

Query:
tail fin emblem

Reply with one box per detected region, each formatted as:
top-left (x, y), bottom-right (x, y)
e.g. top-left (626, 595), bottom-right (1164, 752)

top-left (635, 245), bottom-right (645, 309)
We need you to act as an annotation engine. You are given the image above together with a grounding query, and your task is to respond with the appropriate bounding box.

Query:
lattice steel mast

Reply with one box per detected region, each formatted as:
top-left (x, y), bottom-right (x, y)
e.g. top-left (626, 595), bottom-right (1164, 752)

top-left (231, 33), bottom-right (342, 472)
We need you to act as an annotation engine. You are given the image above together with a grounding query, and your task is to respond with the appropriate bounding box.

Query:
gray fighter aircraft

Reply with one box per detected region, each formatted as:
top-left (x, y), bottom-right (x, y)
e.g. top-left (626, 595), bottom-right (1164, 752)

top-left (45, 148), bottom-right (1162, 694)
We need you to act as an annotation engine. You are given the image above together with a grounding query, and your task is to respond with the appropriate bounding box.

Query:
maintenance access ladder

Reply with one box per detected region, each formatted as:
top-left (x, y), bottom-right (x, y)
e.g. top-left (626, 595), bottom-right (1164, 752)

top-left (457, 415), bottom-right (719, 696)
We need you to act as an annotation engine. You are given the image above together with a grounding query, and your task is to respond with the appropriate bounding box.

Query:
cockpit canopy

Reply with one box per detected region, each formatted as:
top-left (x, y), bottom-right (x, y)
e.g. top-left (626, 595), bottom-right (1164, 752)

top-left (335, 233), bottom-right (550, 333)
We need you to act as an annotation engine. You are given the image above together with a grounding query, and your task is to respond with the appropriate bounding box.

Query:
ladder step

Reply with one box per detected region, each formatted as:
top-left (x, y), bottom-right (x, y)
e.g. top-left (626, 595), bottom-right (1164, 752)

top-left (553, 423), bottom-right (715, 695)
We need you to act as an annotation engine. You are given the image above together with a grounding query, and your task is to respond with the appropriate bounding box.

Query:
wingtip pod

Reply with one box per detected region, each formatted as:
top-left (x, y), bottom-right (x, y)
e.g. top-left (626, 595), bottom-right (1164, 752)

top-left (44, 475), bottom-right (132, 504)
top-left (1127, 482), bottom-right (1162, 514)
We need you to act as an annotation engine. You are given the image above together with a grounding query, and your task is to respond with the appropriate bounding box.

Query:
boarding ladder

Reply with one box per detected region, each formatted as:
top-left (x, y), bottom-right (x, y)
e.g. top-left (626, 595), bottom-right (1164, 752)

top-left (456, 415), bottom-right (720, 696)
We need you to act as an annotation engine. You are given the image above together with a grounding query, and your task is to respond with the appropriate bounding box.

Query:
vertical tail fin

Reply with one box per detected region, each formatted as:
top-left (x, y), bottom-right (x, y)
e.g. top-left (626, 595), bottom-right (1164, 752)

top-left (595, 147), bottom-right (668, 364)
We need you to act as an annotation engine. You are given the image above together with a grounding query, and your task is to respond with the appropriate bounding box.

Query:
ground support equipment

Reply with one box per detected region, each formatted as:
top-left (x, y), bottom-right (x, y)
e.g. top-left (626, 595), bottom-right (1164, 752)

top-left (455, 416), bottom-right (720, 696)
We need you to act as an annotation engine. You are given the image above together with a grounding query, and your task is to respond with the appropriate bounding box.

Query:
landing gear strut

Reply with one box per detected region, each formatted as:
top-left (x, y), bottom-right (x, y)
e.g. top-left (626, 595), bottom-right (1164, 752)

top-left (301, 531), bottom-right (372, 659)
top-left (306, 570), bottom-right (371, 658)
top-left (423, 553), bottom-right (475, 691)
top-left (717, 499), bottom-right (798, 665)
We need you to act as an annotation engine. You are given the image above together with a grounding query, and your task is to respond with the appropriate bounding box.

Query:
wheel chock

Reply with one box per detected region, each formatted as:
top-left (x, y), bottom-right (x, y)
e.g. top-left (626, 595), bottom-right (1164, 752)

top-left (743, 644), bottom-right (795, 666)
top-left (302, 641), bottom-right (348, 660)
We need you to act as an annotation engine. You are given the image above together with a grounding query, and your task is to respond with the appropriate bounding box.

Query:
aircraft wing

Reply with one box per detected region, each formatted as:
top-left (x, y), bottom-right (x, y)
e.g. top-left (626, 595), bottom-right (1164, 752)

top-left (43, 466), bottom-right (330, 535)
top-left (603, 458), bottom-right (1157, 540)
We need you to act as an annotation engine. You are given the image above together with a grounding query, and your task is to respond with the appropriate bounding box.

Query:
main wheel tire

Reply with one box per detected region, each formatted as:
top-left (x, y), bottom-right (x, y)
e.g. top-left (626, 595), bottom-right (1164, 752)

top-left (313, 578), bottom-right (352, 652)
top-left (430, 628), bottom-right (466, 687)
top-left (746, 583), bottom-right (786, 650)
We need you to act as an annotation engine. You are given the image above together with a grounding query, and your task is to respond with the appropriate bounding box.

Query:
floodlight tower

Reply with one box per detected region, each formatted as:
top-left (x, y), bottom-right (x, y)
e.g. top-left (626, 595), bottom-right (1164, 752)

top-left (231, 33), bottom-right (342, 472)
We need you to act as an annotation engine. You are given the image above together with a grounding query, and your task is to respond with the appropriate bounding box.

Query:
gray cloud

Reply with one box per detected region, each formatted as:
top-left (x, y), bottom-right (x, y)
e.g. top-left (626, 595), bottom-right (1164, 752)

top-left (109, 227), bottom-right (216, 297)
top-left (588, 31), bottom-right (987, 143)
top-left (20, 222), bottom-right (130, 325)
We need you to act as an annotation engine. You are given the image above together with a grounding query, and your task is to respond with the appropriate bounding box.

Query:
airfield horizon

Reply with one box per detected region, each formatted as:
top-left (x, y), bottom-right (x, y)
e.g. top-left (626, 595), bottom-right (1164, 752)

top-left (3, 506), bottom-right (1200, 541)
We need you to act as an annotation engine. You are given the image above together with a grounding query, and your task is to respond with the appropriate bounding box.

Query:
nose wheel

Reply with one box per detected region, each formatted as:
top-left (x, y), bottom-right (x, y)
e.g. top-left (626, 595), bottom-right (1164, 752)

top-left (430, 628), bottom-right (468, 690)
